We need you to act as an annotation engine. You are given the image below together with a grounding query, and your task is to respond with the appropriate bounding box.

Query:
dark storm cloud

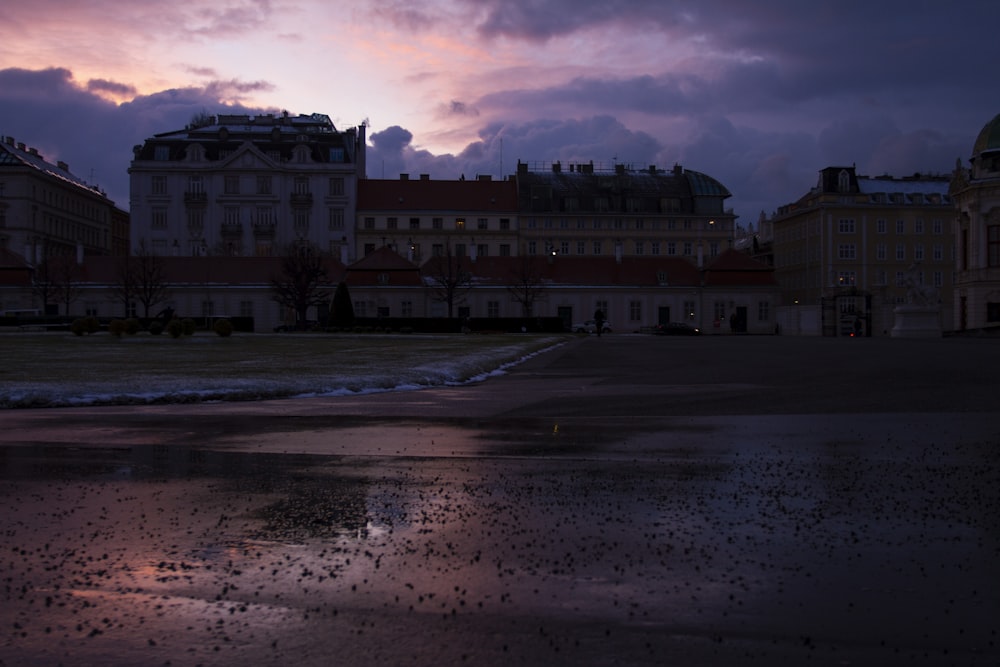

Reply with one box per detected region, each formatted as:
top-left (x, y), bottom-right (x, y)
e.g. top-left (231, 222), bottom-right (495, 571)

top-left (87, 78), bottom-right (137, 97)
top-left (0, 68), bottom-right (269, 207)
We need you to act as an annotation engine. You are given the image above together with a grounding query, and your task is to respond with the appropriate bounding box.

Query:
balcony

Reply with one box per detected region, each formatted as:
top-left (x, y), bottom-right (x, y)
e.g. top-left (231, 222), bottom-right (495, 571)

top-left (252, 221), bottom-right (276, 238)
top-left (221, 223), bottom-right (243, 237)
top-left (290, 192), bottom-right (313, 207)
top-left (184, 191), bottom-right (208, 205)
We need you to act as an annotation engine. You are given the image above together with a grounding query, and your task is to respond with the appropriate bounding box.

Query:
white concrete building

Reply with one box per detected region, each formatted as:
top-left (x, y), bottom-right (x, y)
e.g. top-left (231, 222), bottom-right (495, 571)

top-left (129, 112), bottom-right (365, 260)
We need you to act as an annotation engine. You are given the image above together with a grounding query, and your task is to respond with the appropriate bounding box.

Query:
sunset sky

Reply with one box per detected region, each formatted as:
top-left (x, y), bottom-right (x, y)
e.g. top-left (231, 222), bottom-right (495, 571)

top-left (2, 0), bottom-right (999, 224)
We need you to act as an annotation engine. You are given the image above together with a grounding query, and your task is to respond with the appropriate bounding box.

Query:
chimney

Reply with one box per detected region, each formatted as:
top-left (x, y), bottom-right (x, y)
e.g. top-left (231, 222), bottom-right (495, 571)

top-left (673, 164), bottom-right (682, 175)
top-left (420, 174), bottom-right (430, 180)
top-left (58, 160), bottom-right (69, 171)
top-left (399, 173), bottom-right (409, 180)
top-left (477, 174), bottom-right (491, 181)
top-left (649, 165), bottom-right (657, 175)
top-left (552, 161), bottom-right (561, 173)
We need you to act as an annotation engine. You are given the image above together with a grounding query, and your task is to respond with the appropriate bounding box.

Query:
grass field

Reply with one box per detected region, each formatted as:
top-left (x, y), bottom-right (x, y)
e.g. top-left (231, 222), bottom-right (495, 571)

top-left (0, 331), bottom-right (567, 408)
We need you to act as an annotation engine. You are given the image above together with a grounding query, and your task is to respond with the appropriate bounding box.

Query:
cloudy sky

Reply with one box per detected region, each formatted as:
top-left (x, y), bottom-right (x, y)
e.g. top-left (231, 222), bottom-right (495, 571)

top-left (2, 0), bottom-right (998, 226)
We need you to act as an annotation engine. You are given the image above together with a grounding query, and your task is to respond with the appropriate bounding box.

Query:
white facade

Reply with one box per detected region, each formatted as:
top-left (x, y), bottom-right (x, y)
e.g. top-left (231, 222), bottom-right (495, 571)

top-left (129, 113), bottom-right (365, 260)
top-left (951, 113), bottom-right (1000, 331)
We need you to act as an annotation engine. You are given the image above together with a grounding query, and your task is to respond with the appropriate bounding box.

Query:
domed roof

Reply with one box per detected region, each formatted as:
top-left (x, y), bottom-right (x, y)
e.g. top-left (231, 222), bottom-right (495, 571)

top-left (972, 113), bottom-right (1000, 156)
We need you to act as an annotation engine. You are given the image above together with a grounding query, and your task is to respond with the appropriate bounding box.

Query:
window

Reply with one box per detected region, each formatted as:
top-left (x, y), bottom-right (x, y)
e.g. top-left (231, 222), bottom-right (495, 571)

top-left (932, 219), bottom-right (943, 235)
top-left (709, 241), bottom-right (720, 257)
top-left (487, 301), bottom-right (499, 318)
top-left (401, 301), bottom-right (413, 317)
top-left (499, 218), bottom-right (510, 231)
top-left (328, 208), bottom-right (344, 230)
top-left (201, 300), bottom-right (214, 317)
top-left (896, 243), bottom-right (906, 260)
top-left (329, 148), bottom-right (345, 162)
top-left (933, 271), bottom-right (943, 288)
top-left (559, 241), bottom-right (569, 255)
top-left (294, 177), bottom-right (309, 195)
top-left (838, 218), bottom-right (855, 233)
top-left (683, 242), bottom-right (692, 256)
top-left (593, 241), bottom-right (602, 255)
top-left (499, 244), bottom-right (511, 257)
top-left (838, 244), bottom-right (856, 260)
top-left (914, 244), bottom-right (924, 261)
top-left (477, 244), bottom-right (488, 257)
top-left (387, 217), bottom-right (398, 230)
top-left (294, 210), bottom-right (310, 233)
top-left (224, 175), bottom-right (240, 194)
top-left (363, 216), bottom-right (375, 230)
top-left (876, 243), bottom-right (887, 261)
top-left (837, 271), bottom-right (856, 286)
top-left (876, 270), bottom-right (887, 286)
top-left (758, 301), bottom-right (770, 321)
top-left (256, 207), bottom-right (273, 226)
top-left (683, 300), bottom-right (695, 321)
top-left (667, 242), bottom-right (676, 256)
top-left (527, 241), bottom-right (537, 255)
top-left (876, 219), bottom-right (887, 234)
top-left (651, 242), bottom-right (661, 256)
top-left (635, 241), bottom-right (645, 255)
top-left (256, 175), bottom-right (271, 195)
top-left (477, 218), bottom-right (488, 230)
top-left (433, 218), bottom-right (443, 230)
top-left (987, 302), bottom-right (1000, 323)
top-left (896, 219), bottom-right (905, 234)
top-left (329, 177), bottom-right (344, 196)
top-left (353, 300), bottom-right (366, 317)
top-left (432, 244), bottom-right (444, 257)
top-left (150, 207), bottom-right (167, 229)
top-left (152, 176), bottom-right (167, 195)
top-left (576, 241), bottom-right (585, 255)
top-left (409, 217), bottom-right (420, 230)
top-left (240, 300), bottom-right (254, 317)
top-left (154, 146), bottom-right (170, 161)
top-left (933, 244), bottom-right (943, 261)
top-left (989, 226), bottom-right (1000, 267)
top-left (714, 301), bottom-right (726, 321)
top-left (914, 219), bottom-right (924, 234)
top-left (629, 301), bottom-right (642, 322)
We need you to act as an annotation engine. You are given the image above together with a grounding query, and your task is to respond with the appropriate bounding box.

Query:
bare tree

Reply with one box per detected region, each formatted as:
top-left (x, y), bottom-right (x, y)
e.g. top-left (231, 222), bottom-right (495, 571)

top-left (270, 243), bottom-right (333, 328)
top-left (111, 242), bottom-right (171, 319)
top-left (506, 253), bottom-right (548, 317)
top-left (29, 254), bottom-right (59, 316)
top-left (423, 242), bottom-right (471, 318)
top-left (50, 254), bottom-right (83, 315)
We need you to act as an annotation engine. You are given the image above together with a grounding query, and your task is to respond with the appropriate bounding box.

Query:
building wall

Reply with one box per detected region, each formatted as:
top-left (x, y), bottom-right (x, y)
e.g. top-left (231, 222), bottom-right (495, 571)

top-left (128, 114), bottom-right (364, 260)
top-left (0, 136), bottom-right (124, 264)
top-left (951, 152), bottom-right (1000, 330)
top-left (771, 167), bottom-right (955, 335)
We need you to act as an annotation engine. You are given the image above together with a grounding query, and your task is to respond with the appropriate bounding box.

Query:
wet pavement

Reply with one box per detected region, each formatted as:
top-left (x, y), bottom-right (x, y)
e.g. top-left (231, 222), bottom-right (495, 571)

top-left (1, 335), bottom-right (999, 666)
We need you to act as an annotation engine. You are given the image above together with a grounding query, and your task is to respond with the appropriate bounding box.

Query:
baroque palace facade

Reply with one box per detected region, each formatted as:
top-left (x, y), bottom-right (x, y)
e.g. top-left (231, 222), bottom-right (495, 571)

top-left (3, 113), bottom-right (779, 332)
top-left (950, 112), bottom-right (1000, 331)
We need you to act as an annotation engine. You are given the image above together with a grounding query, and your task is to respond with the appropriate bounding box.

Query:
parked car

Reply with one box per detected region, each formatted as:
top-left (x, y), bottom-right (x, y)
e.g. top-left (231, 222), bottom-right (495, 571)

top-left (652, 322), bottom-right (701, 335)
top-left (572, 319), bottom-right (612, 334)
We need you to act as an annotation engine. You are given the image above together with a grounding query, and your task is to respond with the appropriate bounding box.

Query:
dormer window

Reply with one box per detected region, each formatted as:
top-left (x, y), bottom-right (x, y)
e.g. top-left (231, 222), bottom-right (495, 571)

top-left (838, 169), bottom-right (851, 193)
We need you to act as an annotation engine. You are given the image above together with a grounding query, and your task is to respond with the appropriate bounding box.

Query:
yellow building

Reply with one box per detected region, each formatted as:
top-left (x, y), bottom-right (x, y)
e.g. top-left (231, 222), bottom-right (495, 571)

top-left (771, 166), bottom-right (954, 336)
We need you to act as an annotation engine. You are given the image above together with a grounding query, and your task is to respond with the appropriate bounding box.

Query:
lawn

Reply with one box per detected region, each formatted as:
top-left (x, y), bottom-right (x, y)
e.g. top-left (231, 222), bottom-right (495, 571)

top-left (0, 331), bottom-right (567, 408)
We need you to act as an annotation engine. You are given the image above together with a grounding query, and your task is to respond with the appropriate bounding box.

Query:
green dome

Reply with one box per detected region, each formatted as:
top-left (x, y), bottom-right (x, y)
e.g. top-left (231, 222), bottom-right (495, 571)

top-left (972, 113), bottom-right (1000, 156)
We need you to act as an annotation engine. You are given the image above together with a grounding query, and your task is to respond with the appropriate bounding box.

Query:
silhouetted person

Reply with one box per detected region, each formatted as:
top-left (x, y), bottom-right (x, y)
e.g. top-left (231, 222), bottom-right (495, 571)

top-left (593, 309), bottom-right (605, 337)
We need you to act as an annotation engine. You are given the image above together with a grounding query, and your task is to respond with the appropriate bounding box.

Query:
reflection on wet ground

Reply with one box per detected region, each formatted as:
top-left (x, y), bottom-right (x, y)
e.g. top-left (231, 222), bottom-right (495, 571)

top-left (1, 411), bottom-right (998, 666)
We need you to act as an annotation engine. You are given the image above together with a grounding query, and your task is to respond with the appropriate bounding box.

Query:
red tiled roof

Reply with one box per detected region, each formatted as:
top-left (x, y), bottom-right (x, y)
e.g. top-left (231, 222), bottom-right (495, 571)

top-left (703, 249), bottom-right (777, 287)
top-left (358, 178), bottom-right (518, 212)
top-left (76, 256), bottom-right (346, 285)
top-left (421, 255), bottom-right (702, 288)
top-left (345, 246), bottom-right (422, 287)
